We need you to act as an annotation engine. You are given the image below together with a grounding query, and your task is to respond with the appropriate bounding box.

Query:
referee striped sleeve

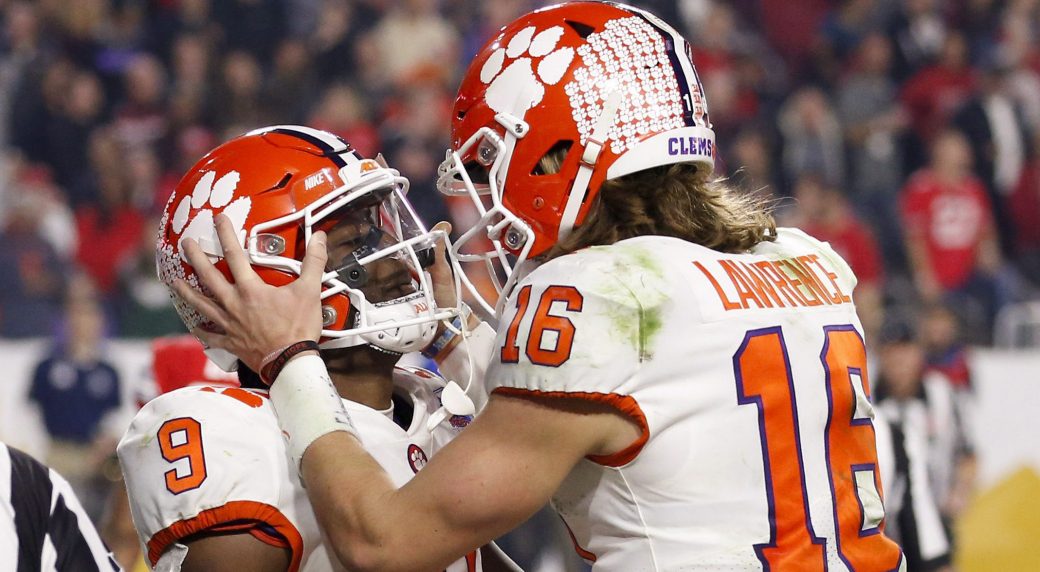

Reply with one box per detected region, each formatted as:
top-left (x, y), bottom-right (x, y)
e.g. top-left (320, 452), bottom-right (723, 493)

top-left (1, 443), bottom-right (120, 571)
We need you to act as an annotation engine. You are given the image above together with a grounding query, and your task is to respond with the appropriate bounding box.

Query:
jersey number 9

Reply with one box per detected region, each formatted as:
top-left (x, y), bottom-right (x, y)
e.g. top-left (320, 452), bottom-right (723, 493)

top-left (158, 417), bottom-right (208, 495)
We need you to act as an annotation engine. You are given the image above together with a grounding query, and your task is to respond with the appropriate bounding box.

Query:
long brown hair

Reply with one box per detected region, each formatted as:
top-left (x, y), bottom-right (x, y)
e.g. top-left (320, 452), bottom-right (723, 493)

top-left (545, 162), bottom-right (777, 260)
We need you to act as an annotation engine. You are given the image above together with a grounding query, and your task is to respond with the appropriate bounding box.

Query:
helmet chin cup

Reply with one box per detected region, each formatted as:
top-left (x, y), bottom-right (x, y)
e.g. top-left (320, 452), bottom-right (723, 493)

top-left (357, 293), bottom-right (438, 354)
top-left (360, 321), bottom-right (437, 354)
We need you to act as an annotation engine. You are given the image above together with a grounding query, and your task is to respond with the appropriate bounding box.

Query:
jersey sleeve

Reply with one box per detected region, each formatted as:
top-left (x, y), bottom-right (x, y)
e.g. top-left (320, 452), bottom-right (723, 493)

top-left (763, 228), bottom-right (859, 296)
top-left (116, 387), bottom-right (302, 568)
top-left (486, 252), bottom-right (661, 466)
top-left (487, 252), bottom-right (657, 397)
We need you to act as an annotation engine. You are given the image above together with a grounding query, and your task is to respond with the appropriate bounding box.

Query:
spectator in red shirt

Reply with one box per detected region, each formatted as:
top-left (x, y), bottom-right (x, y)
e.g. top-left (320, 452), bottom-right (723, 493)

top-left (901, 129), bottom-right (1007, 338)
top-left (112, 54), bottom-right (169, 151)
top-left (900, 32), bottom-right (976, 169)
top-left (901, 32), bottom-right (976, 140)
top-left (786, 173), bottom-right (886, 341)
top-left (74, 130), bottom-right (146, 296)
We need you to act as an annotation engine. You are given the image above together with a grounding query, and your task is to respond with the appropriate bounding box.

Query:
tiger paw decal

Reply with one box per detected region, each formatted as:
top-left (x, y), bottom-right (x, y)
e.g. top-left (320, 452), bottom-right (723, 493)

top-left (480, 25), bottom-right (575, 115)
top-left (157, 169), bottom-right (251, 329)
top-left (171, 169), bottom-right (251, 260)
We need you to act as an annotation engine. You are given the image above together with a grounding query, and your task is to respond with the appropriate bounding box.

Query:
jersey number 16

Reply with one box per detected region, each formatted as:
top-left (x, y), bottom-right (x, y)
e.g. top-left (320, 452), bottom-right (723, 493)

top-left (734, 325), bottom-right (903, 571)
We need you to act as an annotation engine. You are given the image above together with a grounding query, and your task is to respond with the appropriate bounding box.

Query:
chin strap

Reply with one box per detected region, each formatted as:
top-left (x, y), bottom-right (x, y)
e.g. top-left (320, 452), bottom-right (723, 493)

top-left (425, 304), bottom-right (480, 432)
top-left (558, 90), bottom-right (622, 241)
top-left (425, 380), bottom-right (476, 432)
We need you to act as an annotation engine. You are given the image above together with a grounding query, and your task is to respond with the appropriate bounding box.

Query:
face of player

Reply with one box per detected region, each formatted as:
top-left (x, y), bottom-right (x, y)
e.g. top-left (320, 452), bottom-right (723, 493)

top-left (324, 205), bottom-right (417, 305)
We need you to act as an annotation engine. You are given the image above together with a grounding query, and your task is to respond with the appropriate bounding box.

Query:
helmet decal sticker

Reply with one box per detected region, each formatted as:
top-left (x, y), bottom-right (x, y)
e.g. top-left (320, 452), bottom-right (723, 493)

top-left (565, 16), bottom-right (688, 154)
top-left (480, 25), bottom-right (575, 116)
top-left (157, 126), bottom-right (453, 358)
top-left (529, 26), bottom-right (566, 57)
top-left (158, 169), bottom-right (252, 330)
top-left (178, 170), bottom-right (251, 257)
top-left (407, 444), bottom-right (428, 473)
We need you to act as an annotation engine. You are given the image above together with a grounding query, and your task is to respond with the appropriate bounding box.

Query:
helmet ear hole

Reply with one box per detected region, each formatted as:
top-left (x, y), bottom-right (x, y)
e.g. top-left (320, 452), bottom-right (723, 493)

top-left (532, 140), bottom-right (574, 176)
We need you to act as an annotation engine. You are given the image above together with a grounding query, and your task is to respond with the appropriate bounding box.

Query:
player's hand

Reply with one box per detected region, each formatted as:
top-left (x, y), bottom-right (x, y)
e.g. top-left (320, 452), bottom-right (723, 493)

top-left (428, 221), bottom-right (458, 310)
top-left (424, 220), bottom-right (482, 357)
top-left (173, 213), bottom-right (327, 374)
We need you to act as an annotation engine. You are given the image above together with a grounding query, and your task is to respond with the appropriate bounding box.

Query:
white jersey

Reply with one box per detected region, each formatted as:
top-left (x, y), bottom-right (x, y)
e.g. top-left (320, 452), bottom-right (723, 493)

top-left (118, 366), bottom-right (482, 572)
top-left (489, 229), bottom-right (905, 571)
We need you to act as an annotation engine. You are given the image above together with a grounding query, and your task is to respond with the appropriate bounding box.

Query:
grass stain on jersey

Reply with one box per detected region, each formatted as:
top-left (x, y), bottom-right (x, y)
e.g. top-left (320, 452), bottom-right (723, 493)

top-left (637, 294), bottom-right (663, 361)
top-left (590, 243), bottom-right (667, 361)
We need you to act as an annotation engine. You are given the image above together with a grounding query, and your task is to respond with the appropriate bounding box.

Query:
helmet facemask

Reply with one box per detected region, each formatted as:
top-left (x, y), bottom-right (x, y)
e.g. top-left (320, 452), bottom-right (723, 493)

top-left (437, 116), bottom-right (536, 317)
top-left (244, 161), bottom-right (461, 356)
top-left (160, 126), bottom-right (467, 371)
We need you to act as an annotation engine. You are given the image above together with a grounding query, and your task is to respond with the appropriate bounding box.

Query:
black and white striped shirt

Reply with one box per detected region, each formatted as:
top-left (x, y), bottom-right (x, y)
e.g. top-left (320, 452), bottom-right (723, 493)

top-left (0, 443), bottom-right (120, 571)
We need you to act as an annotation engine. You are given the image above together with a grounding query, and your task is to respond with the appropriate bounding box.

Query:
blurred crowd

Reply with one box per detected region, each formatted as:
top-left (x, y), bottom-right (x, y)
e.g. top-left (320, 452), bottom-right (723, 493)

top-left (1, 0), bottom-right (1039, 346)
top-left (3, 0), bottom-right (1032, 569)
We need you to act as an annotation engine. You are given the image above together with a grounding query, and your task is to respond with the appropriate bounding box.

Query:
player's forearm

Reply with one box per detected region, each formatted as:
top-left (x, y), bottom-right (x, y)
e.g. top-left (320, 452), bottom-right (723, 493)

top-left (269, 354), bottom-right (486, 570)
top-left (300, 433), bottom-right (465, 572)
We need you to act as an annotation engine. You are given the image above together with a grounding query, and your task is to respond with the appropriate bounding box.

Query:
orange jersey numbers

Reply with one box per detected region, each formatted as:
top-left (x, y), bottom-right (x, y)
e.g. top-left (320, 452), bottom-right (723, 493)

top-left (501, 285), bottom-right (534, 363)
top-left (734, 328), bottom-right (826, 570)
top-left (158, 417), bottom-right (207, 495)
top-left (500, 285), bottom-right (583, 367)
top-left (822, 326), bottom-right (901, 569)
top-left (734, 326), bottom-right (902, 571)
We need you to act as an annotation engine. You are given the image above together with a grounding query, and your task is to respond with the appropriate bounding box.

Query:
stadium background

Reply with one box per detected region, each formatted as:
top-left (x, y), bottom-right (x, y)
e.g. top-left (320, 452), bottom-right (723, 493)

top-left (0, 0), bottom-right (1037, 570)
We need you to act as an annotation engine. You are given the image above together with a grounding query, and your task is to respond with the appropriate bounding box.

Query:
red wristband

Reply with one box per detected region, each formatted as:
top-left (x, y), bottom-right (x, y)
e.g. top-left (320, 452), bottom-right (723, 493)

top-left (260, 340), bottom-right (320, 385)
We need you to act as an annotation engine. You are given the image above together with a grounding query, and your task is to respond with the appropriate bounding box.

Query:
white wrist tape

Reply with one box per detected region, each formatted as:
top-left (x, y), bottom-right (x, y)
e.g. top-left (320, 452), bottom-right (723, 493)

top-left (268, 354), bottom-right (358, 471)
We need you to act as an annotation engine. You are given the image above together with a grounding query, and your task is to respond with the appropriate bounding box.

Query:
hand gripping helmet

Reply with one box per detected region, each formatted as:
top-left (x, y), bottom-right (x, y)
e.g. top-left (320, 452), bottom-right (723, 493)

top-left (158, 125), bottom-right (459, 369)
top-left (438, 1), bottom-right (715, 314)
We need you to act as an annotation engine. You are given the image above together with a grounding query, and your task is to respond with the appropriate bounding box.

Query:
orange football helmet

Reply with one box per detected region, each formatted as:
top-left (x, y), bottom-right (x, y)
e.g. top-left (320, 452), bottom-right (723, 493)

top-left (158, 125), bottom-right (459, 369)
top-left (438, 1), bottom-right (715, 314)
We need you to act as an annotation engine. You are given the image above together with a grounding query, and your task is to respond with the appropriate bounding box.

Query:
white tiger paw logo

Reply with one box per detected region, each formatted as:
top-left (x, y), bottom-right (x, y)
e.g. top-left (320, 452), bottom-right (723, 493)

top-left (170, 170), bottom-right (251, 262)
top-left (480, 25), bottom-right (575, 115)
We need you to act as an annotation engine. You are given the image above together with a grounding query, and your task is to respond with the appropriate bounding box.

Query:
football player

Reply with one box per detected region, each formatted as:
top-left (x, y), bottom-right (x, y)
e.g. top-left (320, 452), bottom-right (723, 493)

top-left (177, 3), bottom-right (907, 571)
top-left (118, 125), bottom-right (510, 571)
top-left (99, 335), bottom-right (241, 570)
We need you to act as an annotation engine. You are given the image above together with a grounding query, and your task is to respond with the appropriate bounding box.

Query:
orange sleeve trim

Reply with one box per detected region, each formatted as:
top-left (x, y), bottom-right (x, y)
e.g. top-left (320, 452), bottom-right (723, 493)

top-left (491, 387), bottom-right (649, 467)
top-left (205, 521), bottom-right (259, 534)
top-left (146, 500), bottom-right (303, 572)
